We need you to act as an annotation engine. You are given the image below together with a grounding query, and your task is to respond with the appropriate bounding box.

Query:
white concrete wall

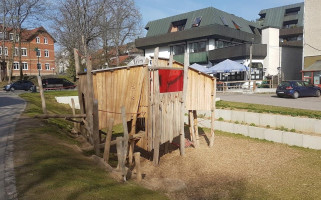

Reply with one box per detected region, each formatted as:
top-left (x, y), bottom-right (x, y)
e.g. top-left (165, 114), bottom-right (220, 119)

top-left (262, 28), bottom-right (280, 76)
top-left (214, 109), bottom-right (321, 135)
top-left (145, 46), bottom-right (170, 59)
top-left (304, 0), bottom-right (321, 58)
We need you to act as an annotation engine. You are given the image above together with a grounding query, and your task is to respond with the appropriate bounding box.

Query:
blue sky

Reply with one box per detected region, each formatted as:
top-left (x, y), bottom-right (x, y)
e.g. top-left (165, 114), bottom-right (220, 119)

top-left (135, 0), bottom-right (303, 32)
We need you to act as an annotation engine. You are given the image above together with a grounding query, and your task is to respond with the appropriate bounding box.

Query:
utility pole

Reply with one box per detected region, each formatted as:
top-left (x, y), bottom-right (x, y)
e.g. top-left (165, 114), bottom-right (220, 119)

top-left (249, 38), bottom-right (253, 90)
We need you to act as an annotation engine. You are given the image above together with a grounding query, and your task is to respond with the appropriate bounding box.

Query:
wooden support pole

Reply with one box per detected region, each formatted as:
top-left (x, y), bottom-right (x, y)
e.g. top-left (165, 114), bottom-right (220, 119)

top-left (128, 114), bottom-right (138, 165)
top-left (71, 98), bottom-right (77, 133)
top-left (121, 106), bottom-right (129, 165)
top-left (37, 75), bottom-right (47, 114)
top-left (193, 110), bottom-right (200, 148)
top-left (210, 78), bottom-right (217, 147)
top-left (168, 54), bottom-right (173, 68)
top-left (93, 100), bottom-right (100, 155)
top-left (134, 152), bottom-right (142, 182)
top-left (116, 137), bottom-right (123, 170)
top-left (103, 118), bottom-right (114, 163)
top-left (188, 110), bottom-right (196, 147)
top-left (152, 47), bottom-right (160, 166)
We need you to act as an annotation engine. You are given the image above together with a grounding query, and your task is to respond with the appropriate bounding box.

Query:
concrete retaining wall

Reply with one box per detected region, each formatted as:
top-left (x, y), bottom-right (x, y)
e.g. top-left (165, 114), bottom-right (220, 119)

top-left (55, 96), bottom-right (80, 109)
top-left (215, 109), bottom-right (321, 135)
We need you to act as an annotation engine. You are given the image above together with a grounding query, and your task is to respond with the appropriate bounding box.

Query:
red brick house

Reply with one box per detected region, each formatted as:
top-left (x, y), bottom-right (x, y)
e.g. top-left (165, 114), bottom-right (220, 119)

top-left (0, 26), bottom-right (55, 76)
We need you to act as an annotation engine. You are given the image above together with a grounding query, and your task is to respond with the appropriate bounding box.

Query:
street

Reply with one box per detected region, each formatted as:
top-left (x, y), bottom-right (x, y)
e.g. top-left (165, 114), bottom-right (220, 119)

top-left (0, 91), bottom-right (25, 200)
top-left (217, 92), bottom-right (321, 111)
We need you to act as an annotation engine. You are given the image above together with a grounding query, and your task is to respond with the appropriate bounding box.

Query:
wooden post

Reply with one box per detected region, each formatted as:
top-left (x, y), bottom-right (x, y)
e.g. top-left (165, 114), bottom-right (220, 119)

top-left (188, 110), bottom-right (196, 145)
top-left (152, 47), bottom-right (160, 166)
top-left (71, 98), bottom-right (77, 133)
top-left (179, 51), bottom-right (189, 156)
top-left (147, 66), bottom-right (153, 151)
top-left (128, 114), bottom-right (137, 165)
top-left (210, 78), bottom-right (217, 147)
top-left (116, 137), bottom-right (123, 170)
top-left (37, 75), bottom-right (47, 114)
top-left (103, 118), bottom-right (114, 163)
top-left (93, 100), bottom-right (100, 155)
top-left (121, 106), bottom-right (129, 165)
top-left (134, 152), bottom-right (142, 182)
top-left (73, 48), bottom-right (80, 79)
top-left (193, 110), bottom-right (200, 148)
top-left (168, 54), bottom-right (173, 68)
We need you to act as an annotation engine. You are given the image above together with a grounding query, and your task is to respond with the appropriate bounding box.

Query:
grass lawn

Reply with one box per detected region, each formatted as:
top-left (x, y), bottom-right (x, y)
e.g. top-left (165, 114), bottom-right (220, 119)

top-left (16, 91), bottom-right (167, 200)
top-left (217, 100), bottom-right (321, 119)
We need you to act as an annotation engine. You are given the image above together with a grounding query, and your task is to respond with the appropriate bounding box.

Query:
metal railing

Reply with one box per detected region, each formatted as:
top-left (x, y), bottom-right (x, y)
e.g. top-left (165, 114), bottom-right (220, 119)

top-left (217, 80), bottom-right (273, 92)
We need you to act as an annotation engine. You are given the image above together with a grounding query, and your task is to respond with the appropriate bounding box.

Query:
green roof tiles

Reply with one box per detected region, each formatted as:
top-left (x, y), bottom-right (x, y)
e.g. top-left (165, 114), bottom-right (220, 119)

top-left (258, 2), bottom-right (304, 29)
top-left (145, 7), bottom-right (260, 37)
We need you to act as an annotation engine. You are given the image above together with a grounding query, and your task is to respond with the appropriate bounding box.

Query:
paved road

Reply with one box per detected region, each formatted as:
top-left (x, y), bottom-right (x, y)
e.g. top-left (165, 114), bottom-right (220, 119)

top-left (217, 93), bottom-right (321, 111)
top-left (0, 91), bottom-right (25, 200)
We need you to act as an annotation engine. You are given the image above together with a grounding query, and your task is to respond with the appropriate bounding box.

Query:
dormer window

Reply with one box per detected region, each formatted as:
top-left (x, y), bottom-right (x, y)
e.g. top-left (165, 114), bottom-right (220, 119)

top-left (36, 37), bottom-right (40, 43)
top-left (192, 17), bottom-right (202, 27)
top-left (259, 13), bottom-right (266, 20)
top-left (285, 7), bottom-right (300, 16)
top-left (283, 20), bottom-right (298, 28)
top-left (232, 21), bottom-right (241, 30)
top-left (220, 16), bottom-right (229, 26)
top-left (169, 19), bottom-right (187, 33)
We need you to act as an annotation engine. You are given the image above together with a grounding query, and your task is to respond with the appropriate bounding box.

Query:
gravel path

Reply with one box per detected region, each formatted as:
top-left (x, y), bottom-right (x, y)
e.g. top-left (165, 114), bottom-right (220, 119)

top-left (217, 93), bottom-right (321, 111)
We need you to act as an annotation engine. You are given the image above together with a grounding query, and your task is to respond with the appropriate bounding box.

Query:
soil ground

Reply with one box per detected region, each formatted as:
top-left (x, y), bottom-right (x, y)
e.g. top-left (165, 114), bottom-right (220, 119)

top-left (139, 131), bottom-right (321, 199)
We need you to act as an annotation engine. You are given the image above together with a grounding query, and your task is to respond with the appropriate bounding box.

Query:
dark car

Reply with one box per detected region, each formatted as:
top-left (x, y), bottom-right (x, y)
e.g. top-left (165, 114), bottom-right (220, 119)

top-left (276, 80), bottom-right (321, 99)
top-left (42, 78), bottom-right (76, 90)
top-left (3, 80), bottom-right (34, 91)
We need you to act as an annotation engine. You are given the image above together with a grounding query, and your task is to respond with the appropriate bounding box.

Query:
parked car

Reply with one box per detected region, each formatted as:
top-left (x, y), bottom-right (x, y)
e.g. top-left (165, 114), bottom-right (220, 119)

top-left (276, 80), bottom-right (321, 99)
top-left (42, 78), bottom-right (76, 90)
top-left (3, 80), bottom-right (34, 91)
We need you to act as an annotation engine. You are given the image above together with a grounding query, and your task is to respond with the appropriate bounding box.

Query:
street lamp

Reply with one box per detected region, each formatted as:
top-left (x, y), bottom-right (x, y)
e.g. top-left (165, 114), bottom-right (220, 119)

top-left (34, 47), bottom-right (40, 76)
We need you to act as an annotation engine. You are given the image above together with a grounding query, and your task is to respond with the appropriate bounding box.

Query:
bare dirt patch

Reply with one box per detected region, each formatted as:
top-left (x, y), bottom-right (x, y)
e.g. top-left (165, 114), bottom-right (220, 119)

top-left (140, 133), bottom-right (321, 199)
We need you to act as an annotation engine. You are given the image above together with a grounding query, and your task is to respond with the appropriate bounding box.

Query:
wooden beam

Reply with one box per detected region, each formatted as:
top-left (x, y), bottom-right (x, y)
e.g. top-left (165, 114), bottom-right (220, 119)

top-left (189, 110), bottom-right (196, 147)
top-left (35, 114), bottom-right (86, 119)
top-left (37, 75), bottom-right (47, 114)
top-left (134, 152), bottom-right (142, 182)
top-left (103, 118), bottom-right (114, 163)
top-left (193, 110), bottom-right (200, 148)
top-left (93, 100), bottom-right (100, 155)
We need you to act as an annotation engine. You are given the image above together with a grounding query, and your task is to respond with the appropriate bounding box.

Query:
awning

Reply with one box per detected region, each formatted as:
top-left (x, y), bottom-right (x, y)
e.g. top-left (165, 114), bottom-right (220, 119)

top-left (302, 60), bottom-right (321, 72)
top-left (207, 59), bottom-right (249, 74)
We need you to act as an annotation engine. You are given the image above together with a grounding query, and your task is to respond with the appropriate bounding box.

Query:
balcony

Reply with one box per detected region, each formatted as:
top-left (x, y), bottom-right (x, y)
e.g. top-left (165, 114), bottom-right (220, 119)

top-left (173, 52), bottom-right (208, 64)
top-left (208, 44), bottom-right (267, 62)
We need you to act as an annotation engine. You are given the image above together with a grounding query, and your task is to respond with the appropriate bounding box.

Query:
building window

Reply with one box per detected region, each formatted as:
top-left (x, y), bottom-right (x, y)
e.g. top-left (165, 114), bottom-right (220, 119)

top-left (283, 20), bottom-right (298, 29)
top-left (220, 16), bottom-right (229, 26)
top-left (189, 41), bottom-right (207, 53)
top-left (44, 50), bottom-right (49, 57)
top-left (285, 7), bottom-right (300, 16)
top-left (170, 44), bottom-right (185, 55)
top-left (13, 62), bottom-right (19, 70)
top-left (14, 48), bottom-right (19, 56)
top-left (21, 48), bottom-right (27, 56)
top-left (169, 19), bottom-right (187, 33)
top-left (5, 47), bottom-right (8, 55)
top-left (192, 17), bottom-right (202, 27)
top-left (9, 33), bottom-right (13, 40)
top-left (45, 63), bottom-right (50, 70)
top-left (22, 62), bottom-right (28, 70)
top-left (44, 37), bottom-right (48, 44)
top-left (36, 49), bottom-right (41, 57)
top-left (36, 37), bottom-right (40, 43)
top-left (37, 63), bottom-right (41, 70)
top-left (215, 40), bottom-right (238, 49)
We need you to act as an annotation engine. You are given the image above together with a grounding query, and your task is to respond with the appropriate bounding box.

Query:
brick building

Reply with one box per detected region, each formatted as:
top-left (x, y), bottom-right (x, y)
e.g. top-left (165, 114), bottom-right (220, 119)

top-left (0, 26), bottom-right (55, 76)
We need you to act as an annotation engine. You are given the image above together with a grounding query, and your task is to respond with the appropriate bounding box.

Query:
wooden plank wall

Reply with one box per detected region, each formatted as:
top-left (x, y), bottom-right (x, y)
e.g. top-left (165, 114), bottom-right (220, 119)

top-left (91, 66), bottom-right (147, 129)
top-left (186, 69), bottom-right (215, 111)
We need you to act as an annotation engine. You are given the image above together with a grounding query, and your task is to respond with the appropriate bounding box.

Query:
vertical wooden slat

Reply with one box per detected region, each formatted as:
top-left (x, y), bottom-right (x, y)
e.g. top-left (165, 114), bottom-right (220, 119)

top-left (103, 118), bottom-right (114, 163)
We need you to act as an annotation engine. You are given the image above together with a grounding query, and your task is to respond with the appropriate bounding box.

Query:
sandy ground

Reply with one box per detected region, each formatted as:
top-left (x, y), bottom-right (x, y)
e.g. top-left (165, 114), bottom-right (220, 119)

top-left (138, 133), bottom-right (309, 199)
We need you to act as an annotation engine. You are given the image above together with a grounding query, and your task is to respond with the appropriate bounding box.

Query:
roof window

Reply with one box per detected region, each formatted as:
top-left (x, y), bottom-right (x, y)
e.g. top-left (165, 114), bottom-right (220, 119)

top-left (232, 21), bottom-right (241, 30)
top-left (169, 19), bottom-right (187, 33)
top-left (192, 17), bottom-right (202, 27)
top-left (283, 20), bottom-right (298, 29)
top-left (285, 7), bottom-right (300, 16)
top-left (220, 16), bottom-right (229, 26)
